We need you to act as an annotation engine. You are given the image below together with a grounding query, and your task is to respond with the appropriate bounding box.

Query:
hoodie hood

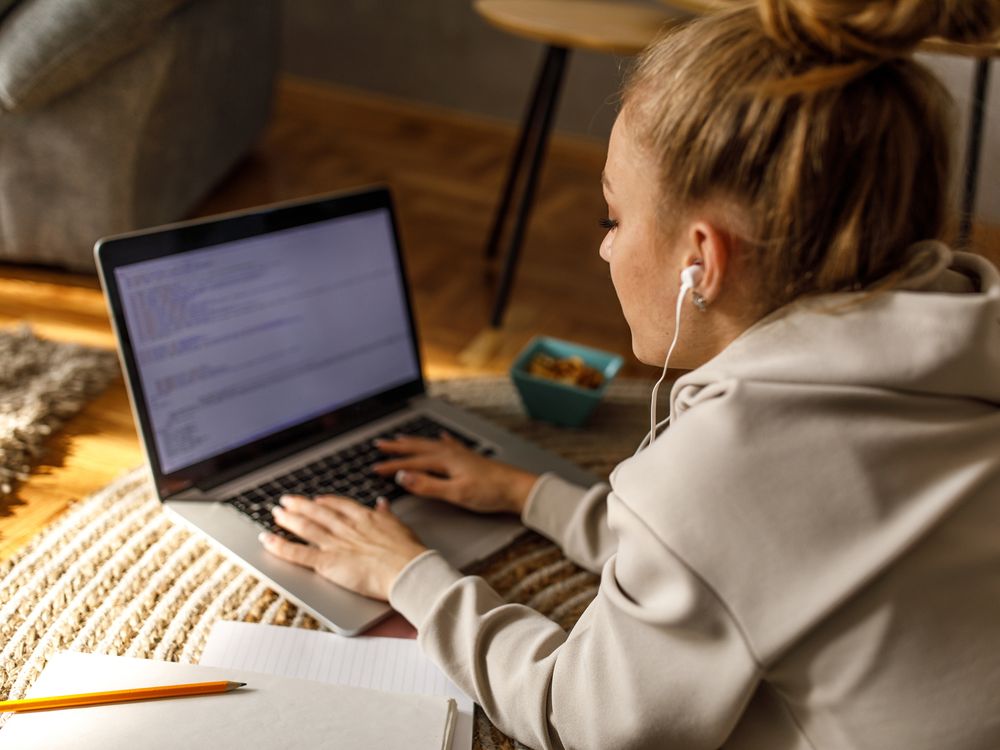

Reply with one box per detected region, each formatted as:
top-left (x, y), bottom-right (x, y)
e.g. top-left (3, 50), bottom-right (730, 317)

top-left (614, 242), bottom-right (1000, 664)
top-left (670, 242), bottom-right (1000, 417)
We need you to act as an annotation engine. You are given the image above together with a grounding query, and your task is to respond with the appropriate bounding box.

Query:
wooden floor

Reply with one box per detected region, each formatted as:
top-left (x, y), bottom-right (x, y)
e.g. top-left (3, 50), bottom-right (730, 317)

top-left (0, 77), bottom-right (639, 562)
top-left (2, 76), bottom-right (998, 562)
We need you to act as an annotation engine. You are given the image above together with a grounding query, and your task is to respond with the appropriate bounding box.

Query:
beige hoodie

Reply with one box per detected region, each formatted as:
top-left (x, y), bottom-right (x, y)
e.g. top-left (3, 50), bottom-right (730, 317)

top-left (389, 244), bottom-right (1000, 750)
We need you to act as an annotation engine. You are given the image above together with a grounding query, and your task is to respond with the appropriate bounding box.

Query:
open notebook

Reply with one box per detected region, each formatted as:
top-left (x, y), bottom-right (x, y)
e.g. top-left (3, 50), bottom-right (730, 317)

top-left (0, 652), bottom-right (456, 750)
top-left (199, 621), bottom-right (475, 750)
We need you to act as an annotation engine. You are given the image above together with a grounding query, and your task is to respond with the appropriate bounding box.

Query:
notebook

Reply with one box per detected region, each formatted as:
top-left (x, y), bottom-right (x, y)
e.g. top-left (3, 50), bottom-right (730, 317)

top-left (0, 652), bottom-right (457, 750)
top-left (199, 620), bottom-right (474, 750)
top-left (94, 186), bottom-right (600, 635)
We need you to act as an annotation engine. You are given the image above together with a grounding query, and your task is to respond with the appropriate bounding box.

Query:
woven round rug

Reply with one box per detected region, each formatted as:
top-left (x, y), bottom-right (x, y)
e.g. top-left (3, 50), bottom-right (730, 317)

top-left (0, 376), bottom-right (654, 748)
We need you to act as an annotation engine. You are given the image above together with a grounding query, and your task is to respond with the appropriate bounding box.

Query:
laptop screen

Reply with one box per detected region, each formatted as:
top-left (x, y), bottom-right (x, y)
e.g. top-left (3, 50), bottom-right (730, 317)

top-left (100, 189), bottom-right (424, 494)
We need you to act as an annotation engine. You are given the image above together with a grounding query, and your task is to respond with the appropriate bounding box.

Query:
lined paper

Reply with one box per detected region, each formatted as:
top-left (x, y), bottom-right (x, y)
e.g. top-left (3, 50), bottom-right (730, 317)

top-left (200, 621), bottom-right (474, 749)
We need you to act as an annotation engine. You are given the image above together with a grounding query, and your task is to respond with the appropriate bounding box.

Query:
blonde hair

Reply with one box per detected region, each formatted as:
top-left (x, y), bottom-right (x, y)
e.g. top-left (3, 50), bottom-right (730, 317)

top-left (622, 0), bottom-right (1000, 311)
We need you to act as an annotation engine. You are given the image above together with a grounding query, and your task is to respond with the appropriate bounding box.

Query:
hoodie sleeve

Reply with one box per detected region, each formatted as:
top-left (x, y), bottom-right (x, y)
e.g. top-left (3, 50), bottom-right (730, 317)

top-left (389, 490), bottom-right (761, 750)
top-left (520, 472), bottom-right (617, 574)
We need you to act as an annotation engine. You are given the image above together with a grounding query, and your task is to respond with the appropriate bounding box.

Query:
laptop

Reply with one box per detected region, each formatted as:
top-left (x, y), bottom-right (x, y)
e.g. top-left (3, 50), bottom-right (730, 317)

top-left (95, 186), bottom-right (598, 635)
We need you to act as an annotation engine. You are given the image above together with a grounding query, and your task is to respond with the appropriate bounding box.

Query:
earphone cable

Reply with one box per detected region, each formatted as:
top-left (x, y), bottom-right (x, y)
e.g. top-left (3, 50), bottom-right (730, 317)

top-left (632, 414), bottom-right (672, 457)
top-left (645, 283), bottom-right (688, 449)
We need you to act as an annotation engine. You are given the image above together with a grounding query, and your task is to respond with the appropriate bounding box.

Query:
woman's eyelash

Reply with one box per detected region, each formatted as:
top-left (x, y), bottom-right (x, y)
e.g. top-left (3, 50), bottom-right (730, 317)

top-left (599, 218), bottom-right (618, 230)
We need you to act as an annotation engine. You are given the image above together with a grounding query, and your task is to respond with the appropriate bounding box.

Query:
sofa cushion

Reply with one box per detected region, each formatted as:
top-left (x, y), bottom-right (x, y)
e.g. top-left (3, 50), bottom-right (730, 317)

top-left (0, 0), bottom-right (194, 112)
top-left (0, 0), bottom-right (22, 18)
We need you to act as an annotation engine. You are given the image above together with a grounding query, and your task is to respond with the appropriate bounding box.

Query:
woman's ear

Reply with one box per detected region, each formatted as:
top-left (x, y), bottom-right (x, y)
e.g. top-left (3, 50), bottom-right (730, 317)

top-left (683, 220), bottom-right (733, 305)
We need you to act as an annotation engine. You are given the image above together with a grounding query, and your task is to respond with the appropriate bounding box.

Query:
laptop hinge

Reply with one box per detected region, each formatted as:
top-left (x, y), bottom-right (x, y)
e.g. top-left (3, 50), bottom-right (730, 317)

top-left (168, 488), bottom-right (205, 502)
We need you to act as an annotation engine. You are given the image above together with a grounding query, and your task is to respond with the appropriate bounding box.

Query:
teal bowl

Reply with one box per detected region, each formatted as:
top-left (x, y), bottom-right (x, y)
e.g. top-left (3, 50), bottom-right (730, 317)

top-left (510, 336), bottom-right (624, 428)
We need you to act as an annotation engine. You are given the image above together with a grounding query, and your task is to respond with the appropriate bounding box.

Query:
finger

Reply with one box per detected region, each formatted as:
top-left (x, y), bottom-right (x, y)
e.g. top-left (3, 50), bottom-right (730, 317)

top-left (370, 455), bottom-right (449, 476)
top-left (271, 506), bottom-right (334, 547)
top-left (258, 532), bottom-right (321, 569)
top-left (395, 470), bottom-right (459, 502)
top-left (439, 431), bottom-right (463, 447)
top-left (279, 494), bottom-right (350, 531)
top-left (313, 493), bottom-right (371, 523)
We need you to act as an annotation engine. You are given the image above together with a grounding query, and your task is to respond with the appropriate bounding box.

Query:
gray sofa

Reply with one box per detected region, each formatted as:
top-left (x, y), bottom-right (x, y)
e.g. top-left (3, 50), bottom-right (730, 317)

top-left (0, 0), bottom-right (279, 272)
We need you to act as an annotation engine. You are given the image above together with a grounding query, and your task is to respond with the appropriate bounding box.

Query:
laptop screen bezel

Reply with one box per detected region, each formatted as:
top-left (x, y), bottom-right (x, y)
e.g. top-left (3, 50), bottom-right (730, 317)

top-left (96, 186), bottom-right (426, 500)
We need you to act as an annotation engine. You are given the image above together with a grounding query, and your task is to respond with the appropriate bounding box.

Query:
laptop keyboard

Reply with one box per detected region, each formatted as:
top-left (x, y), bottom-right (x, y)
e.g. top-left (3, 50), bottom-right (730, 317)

top-left (225, 415), bottom-right (493, 541)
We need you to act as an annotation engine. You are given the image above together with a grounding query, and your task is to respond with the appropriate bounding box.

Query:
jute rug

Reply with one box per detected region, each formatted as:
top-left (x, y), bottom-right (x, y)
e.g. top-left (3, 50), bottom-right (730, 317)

top-left (0, 375), bottom-right (654, 749)
top-left (0, 326), bottom-right (120, 499)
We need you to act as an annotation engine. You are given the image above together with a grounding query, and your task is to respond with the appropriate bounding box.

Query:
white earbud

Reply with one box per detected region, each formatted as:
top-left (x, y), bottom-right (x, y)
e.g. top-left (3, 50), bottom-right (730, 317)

top-left (680, 264), bottom-right (704, 291)
top-left (636, 263), bottom-right (704, 455)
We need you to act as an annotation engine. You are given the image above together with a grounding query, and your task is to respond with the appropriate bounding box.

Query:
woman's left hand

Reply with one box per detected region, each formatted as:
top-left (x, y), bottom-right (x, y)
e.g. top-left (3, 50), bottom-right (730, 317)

top-left (259, 494), bottom-right (429, 601)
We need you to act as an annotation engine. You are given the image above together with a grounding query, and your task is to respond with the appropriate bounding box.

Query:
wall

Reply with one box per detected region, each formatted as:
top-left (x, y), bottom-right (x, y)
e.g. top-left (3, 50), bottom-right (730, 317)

top-left (917, 53), bottom-right (1000, 224)
top-left (279, 0), bottom-right (627, 140)
top-left (280, 0), bottom-right (1000, 223)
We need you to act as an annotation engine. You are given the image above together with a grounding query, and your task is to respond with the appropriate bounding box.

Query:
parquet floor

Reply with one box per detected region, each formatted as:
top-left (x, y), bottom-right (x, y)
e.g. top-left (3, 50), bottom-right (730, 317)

top-left (1, 76), bottom-right (997, 562)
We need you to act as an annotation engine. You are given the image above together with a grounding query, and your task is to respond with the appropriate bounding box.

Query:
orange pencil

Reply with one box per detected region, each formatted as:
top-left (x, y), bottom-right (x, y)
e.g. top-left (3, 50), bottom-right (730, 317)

top-left (0, 680), bottom-right (247, 713)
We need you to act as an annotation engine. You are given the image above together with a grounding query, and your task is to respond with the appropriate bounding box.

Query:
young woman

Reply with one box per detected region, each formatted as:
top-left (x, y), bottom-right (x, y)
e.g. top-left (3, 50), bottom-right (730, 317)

top-left (260, 1), bottom-right (1000, 747)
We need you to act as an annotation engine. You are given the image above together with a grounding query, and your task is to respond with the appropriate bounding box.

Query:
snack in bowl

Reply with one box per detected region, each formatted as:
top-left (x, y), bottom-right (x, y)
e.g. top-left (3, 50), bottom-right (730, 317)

top-left (510, 336), bottom-right (624, 427)
top-left (527, 353), bottom-right (604, 390)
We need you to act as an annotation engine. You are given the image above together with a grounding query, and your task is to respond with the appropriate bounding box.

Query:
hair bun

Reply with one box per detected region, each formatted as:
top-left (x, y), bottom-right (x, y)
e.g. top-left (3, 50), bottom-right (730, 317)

top-left (758, 0), bottom-right (1000, 60)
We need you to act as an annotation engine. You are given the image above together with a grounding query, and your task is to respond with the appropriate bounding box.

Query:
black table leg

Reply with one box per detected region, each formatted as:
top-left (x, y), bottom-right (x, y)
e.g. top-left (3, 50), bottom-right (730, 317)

top-left (958, 58), bottom-right (991, 248)
top-left (488, 45), bottom-right (569, 328)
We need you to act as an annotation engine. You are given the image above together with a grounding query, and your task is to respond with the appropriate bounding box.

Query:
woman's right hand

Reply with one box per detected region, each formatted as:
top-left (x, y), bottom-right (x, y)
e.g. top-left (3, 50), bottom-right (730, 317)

top-left (370, 432), bottom-right (540, 516)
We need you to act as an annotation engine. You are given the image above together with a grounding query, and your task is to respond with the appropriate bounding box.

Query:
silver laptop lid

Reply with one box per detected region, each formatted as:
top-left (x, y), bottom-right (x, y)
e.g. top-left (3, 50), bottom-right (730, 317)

top-left (95, 187), bottom-right (425, 501)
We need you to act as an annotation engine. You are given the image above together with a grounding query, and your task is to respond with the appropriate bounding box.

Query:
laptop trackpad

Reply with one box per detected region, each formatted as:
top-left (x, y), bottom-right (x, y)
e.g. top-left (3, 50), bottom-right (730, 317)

top-left (392, 496), bottom-right (525, 571)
